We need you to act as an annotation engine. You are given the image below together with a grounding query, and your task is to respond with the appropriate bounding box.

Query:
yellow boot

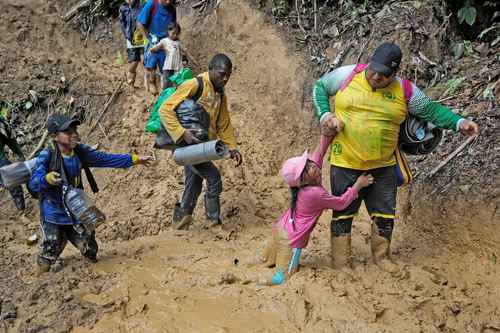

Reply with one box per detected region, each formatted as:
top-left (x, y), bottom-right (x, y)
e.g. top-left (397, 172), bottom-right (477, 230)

top-left (371, 223), bottom-right (398, 273)
top-left (331, 234), bottom-right (352, 269)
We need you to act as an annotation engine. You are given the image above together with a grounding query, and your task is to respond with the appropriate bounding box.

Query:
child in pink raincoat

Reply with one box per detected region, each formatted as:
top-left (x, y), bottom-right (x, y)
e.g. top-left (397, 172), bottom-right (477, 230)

top-left (259, 120), bottom-right (374, 285)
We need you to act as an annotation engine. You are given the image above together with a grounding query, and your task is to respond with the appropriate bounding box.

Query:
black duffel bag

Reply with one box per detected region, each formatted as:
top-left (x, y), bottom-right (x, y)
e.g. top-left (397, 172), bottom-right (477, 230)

top-left (154, 99), bottom-right (210, 150)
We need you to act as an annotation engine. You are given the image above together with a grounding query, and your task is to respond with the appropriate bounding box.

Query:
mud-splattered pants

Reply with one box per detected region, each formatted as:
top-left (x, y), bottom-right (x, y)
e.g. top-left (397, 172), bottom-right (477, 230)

top-left (180, 161), bottom-right (222, 220)
top-left (39, 221), bottom-right (98, 264)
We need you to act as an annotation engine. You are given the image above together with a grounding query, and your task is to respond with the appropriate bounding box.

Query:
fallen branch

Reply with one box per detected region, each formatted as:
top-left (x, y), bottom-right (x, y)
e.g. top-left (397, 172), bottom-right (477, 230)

top-left (427, 136), bottom-right (476, 178)
top-left (313, 0), bottom-right (318, 33)
top-left (28, 130), bottom-right (48, 160)
top-left (87, 78), bottom-right (124, 135)
top-left (295, 0), bottom-right (307, 35)
top-left (63, 0), bottom-right (91, 22)
top-left (192, 0), bottom-right (206, 8)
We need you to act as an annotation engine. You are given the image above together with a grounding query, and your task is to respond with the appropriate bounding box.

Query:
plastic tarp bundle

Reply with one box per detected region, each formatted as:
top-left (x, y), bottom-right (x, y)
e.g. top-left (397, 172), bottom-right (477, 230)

top-left (173, 140), bottom-right (229, 166)
top-left (145, 68), bottom-right (194, 134)
top-left (0, 159), bottom-right (37, 189)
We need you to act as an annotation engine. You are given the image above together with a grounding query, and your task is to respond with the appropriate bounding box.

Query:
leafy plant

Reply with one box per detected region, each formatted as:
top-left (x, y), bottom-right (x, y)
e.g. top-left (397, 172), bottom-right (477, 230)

top-left (444, 77), bottom-right (466, 96)
top-left (457, 1), bottom-right (477, 26)
top-left (482, 85), bottom-right (496, 101)
top-left (452, 40), bottom-right (473, 59)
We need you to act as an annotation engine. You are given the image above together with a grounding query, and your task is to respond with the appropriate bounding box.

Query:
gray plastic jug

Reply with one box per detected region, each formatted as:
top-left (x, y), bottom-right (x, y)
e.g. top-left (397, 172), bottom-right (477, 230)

top-left (0, 158), bottom-right (37, 189)
top-left (173, 140), bottom-right (229, 166)
top-left (64, 188), bottom-right (106, 229)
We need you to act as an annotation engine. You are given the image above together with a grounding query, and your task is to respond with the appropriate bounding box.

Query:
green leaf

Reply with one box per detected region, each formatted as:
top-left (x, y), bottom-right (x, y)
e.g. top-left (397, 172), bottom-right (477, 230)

top-left (452, 43), bottom-right (464, 60)
top-left (482, 85), bottom-right (495, 101)
top-left (465, 6), bottom-right (477, 26)
top-left (463, 40), bottom-right (473, 55)
top-left (458, 5), bottom-right (477, 26)
top-left (444, 77), bottom-right (466, 96)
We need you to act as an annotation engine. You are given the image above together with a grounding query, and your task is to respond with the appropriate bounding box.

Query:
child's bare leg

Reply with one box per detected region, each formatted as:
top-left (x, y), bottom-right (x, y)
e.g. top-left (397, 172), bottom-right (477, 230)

top-left (145, 69), bottom-right (157, 95)
top-left (260, 236), bottom-right (277, 267)
top-left (127, 61), bottom-right (139, 86)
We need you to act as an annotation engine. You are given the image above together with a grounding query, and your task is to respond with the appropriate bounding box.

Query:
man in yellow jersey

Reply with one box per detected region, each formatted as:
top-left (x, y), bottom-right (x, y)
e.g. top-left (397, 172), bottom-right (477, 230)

top-left (313, 43), bottom-right (479, 270)
top-left (159, 54), bottom-right (242, 229)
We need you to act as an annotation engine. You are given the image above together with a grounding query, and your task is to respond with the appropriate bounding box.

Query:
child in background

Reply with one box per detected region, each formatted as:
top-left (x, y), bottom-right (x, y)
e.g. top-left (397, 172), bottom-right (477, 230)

top-left (258, 120), bottom-right (374, 285)
top-left (149, 22), bottom-right (183, 89)
top-left (119, 0), bottom-right (144, 87)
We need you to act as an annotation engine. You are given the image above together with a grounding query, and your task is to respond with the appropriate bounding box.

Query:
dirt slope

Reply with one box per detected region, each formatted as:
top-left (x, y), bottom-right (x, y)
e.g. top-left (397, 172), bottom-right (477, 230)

top-left (1, 0), bottom-right (500, 332)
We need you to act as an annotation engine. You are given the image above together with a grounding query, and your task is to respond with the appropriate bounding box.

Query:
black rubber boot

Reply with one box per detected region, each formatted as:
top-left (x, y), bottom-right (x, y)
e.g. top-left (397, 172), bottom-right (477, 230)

top-left (37, 256), bottom-right (52, 274)
top-left (172, 202), bottom-right (192, 230)
top-left (13, 195), bottom-right (25, 211)
top-left (205, 195), bottom-right (221, 226)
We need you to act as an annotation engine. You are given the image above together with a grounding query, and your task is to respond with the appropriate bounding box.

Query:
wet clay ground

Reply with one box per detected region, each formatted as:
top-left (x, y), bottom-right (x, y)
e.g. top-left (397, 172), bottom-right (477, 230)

top-left (1, 0), bottom-right (500, 332)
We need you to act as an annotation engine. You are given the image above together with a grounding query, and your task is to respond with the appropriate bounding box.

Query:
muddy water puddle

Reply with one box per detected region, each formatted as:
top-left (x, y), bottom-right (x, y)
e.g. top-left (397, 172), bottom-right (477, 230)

top-left (72, 231), bottom-right (296, 333)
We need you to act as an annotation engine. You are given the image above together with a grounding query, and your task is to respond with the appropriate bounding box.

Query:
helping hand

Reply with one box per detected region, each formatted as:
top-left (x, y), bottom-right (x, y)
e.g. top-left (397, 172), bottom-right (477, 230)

top-left (320, 114), bottom-right (344, 136)
top-left (230, 150), bottom-right (243, 167)
top-left (45, 171), bottom-right (62, 186)
top-left (182, 129), bottom-right (202, 145)
top-left (459, 119), bottom-right (479, 137)
top-left (353, 173), bottom-right (374, 191)
top-left (134, 155), bottom-right (154, 166)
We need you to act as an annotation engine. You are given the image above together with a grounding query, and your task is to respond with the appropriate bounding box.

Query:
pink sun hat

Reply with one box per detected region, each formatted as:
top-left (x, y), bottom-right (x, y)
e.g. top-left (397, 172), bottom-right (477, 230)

top-left (280, 150), bottom-right (309, 187)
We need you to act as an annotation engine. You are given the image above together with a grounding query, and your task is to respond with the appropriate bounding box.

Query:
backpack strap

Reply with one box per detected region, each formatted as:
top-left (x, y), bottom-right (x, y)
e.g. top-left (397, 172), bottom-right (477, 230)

top-left (145, 0), bottom-right (158, 31)
top-left (74, 145), bottom-right (99, 194)
top-left (191, 75), bottom-right (225, 126)
top-left (47, 144), bottom-right (99, 194)
top-left (340, 63), bottom-right (368, 91)
top-left (340, 63), bottom-right (414, 104)
top-left (401, 78), bottom-right (413, 104)
top-left (192, 76), bottom-right (204, 101)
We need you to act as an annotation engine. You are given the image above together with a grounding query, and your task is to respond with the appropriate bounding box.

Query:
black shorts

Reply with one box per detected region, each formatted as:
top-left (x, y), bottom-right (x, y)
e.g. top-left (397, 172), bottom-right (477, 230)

top-left (330, 165), bottom-right (397, 221)
top-left (127, 47), bottom-right (143, 63)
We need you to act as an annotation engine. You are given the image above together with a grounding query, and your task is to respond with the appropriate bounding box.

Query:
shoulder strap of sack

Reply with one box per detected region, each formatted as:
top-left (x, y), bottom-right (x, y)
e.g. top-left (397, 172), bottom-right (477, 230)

top-left (145, 0), bottom-right (158, 30)
top-left (74, 145), bottom-right (99, 194)
top-left (192, 76), bottom-right (204, 101)
top-left (193, 75), bottom-right (224, 106)
top-left (401, 78), bottom-right (413, 104)
top-left (340, 63), bottom-right (414, 105)
top-left (340, 63), bottom-right (368, 91)
top-left (48, 145), bottom-right (99, 193)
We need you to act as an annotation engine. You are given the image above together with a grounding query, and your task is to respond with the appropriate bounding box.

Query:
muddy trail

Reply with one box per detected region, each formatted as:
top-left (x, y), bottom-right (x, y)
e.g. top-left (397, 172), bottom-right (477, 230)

top-left (1, 0), bottom-right (500, 332)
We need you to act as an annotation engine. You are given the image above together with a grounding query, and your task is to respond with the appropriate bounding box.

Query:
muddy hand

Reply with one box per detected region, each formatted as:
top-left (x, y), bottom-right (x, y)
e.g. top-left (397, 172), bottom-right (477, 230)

top-left (134, 155), bottom-right (154, 166)
top-left (458, 119), bottom-right (479, 137)
top-left (230, 150), bottom-right (243, 167)
top-left (353, 173), bottom-right (374, 191)
top-left (183, 129), bottom-right (202, 145)
top-left (321, 114), bottom-right (343, 136)
top-left (45, 171), bottom-right (62, 186)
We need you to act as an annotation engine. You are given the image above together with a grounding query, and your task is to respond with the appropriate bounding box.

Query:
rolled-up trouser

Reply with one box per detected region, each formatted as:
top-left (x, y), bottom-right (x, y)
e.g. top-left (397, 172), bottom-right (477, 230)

top-left (330, 165), bottom-right (397, 239)
top-left (180, 161), bottom-right (223, 217)
top-left (0, 157), bottom-right (25, 208)
top-left (260, 227), bottom-right (301, 285)
top-left (39, 221), bottom-right (98, 264)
